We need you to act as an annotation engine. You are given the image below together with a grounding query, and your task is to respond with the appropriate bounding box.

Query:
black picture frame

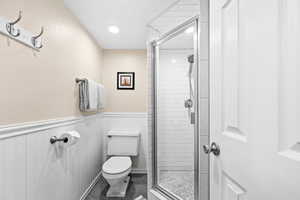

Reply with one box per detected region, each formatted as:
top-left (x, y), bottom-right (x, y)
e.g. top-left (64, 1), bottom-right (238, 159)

top-left (117, 72), bottom-right (135, 90)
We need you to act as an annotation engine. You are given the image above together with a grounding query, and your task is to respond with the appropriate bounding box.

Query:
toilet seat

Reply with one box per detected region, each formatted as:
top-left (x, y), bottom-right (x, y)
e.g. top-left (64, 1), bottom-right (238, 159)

top-left (102, 156), bottom-right (132, 174)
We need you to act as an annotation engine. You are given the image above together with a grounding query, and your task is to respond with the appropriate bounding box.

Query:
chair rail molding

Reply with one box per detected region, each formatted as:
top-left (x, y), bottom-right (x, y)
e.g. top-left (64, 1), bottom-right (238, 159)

top-left (0, 113), bottom-right (103, 140)
top-left (103, 112), bottom-right (147, 118)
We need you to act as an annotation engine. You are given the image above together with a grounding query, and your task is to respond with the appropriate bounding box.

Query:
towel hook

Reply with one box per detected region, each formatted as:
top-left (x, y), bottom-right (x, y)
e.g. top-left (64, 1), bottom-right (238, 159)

top-left (75, 78), bottom-right (85, 83)
top-left (6, 11), bottom-right (22, 37)
top-left (31, 26), bottom-right (44, 49)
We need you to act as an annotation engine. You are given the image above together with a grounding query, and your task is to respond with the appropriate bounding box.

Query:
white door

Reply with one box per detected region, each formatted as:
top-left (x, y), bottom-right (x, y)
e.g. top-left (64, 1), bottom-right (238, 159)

top-left (209, 0), bottom-right (300, 199)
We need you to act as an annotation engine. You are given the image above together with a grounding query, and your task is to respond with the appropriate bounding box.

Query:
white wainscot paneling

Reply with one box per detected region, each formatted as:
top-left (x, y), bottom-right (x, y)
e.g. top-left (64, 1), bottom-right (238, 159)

top-left (0, 114), bottom-right (104, 200)
top-left (103, 112), bottom-right (148, 173)
top-left (0, 136), bottom-right (26, 200)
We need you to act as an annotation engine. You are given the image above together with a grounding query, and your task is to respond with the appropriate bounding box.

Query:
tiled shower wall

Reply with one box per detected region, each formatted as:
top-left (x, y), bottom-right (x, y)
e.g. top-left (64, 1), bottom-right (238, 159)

top-left (157, 50), bottom-right (209, 172)
top-left (157, 50), bottom-right (194, 171)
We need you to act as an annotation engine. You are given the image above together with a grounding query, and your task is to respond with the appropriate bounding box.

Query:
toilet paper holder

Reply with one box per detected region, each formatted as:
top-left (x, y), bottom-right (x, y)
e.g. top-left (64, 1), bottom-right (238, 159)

top-left (50, 136), bottom-right (68, 144)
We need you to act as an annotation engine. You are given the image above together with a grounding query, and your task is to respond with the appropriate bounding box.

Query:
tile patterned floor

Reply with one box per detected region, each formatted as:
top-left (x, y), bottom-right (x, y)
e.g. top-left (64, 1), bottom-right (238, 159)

top-left (86, 174), bottom-right (147, 200)
top-left (159, 171), bottom-right (194, 200)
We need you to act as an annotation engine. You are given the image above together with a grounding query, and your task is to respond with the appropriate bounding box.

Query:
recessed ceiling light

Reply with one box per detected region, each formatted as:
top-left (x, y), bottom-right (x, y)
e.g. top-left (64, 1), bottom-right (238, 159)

top-left (108, 25), bottom-right (119, 34)
top-left (171, 59), bottom-right (177, 63)
top-left (185, 27), bottom-right (194, 34)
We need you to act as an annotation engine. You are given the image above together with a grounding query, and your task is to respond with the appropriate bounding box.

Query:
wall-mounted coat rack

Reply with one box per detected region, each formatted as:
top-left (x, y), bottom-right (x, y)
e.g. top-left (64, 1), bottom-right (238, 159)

top-left (0, 11), bottom-right (44, 51)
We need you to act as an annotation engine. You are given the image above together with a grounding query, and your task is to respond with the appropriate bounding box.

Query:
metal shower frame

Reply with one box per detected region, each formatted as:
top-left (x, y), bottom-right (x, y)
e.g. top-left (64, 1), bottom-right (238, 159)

top-left (150, 15), bottom-right (202, 200)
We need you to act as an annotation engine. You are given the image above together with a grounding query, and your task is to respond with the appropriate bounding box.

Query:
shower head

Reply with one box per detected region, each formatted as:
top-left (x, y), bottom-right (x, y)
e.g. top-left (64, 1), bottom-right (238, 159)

top-left (187, 55), bottom-right (194, 64)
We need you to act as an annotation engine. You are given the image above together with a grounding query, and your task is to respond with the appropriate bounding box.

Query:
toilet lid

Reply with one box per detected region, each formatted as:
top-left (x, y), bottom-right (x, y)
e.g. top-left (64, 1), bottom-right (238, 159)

top-left (102, 156), bottom-right (132, 174)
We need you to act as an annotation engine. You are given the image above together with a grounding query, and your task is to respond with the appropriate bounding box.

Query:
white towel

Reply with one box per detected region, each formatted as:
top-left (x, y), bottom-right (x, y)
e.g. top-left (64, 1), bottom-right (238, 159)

top-left (87, 79), bottom-right (98, 111)
top-left (97, 83), bottom-right (105, 110)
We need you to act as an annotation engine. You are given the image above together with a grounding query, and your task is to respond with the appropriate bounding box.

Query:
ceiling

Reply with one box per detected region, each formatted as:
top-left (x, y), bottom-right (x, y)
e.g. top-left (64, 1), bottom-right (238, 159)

top-left (160, 26), bottom-right (195, 50)
top-left (148, 0), bottom-right (200, 35)
top-left (64, 0), bottom-right (177, 49)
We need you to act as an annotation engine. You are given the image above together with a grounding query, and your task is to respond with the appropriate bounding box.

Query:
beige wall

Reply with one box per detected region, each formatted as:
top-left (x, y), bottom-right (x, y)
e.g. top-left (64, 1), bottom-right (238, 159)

top-left (0, 0), bottom-right (103, 125)
top-left (102, 50), bottom-right (147, 112)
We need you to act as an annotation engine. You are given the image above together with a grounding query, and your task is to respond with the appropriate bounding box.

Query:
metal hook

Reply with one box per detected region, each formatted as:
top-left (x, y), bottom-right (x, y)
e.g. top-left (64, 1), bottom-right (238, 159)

top-left (6, 11), bottom-right (22, 37)
top-left (31, 27), bottom-right (44, 49)
top-left (75, 78), bottom-right (86, 83)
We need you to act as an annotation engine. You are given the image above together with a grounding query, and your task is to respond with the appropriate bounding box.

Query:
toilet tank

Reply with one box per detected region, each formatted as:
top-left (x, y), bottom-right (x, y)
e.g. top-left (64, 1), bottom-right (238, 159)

top-left (107, 130), bottom-right (140, 156)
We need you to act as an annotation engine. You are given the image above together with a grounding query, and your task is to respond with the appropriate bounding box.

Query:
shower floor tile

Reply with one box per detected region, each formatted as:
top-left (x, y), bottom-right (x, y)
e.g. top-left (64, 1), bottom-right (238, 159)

top-left (159, 170), bottom-right (194, 200)
top-left (86, 174), bottom-right (147, 200)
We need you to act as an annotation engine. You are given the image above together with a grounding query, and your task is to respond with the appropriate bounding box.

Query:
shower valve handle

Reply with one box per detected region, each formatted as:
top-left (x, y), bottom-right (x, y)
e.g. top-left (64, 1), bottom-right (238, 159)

top-left (203, 142), bottom-right (220, 156)
top-left (184, 99), bottom-right (193, 108)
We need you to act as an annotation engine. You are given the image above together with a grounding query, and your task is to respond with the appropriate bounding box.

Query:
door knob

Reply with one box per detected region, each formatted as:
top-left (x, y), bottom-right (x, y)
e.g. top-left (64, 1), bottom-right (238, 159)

top-left (203, 142), bottom-right (220, 156)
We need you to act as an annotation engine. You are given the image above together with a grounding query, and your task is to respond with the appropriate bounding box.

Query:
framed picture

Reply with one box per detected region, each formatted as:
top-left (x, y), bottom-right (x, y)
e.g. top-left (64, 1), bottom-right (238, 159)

top-left (117, 72), bottom-right (135, 90)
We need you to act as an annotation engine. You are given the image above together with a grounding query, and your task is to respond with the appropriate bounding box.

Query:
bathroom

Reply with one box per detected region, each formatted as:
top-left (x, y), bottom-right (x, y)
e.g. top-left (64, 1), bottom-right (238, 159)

top-left (1, 0), bottom-right (300, 200)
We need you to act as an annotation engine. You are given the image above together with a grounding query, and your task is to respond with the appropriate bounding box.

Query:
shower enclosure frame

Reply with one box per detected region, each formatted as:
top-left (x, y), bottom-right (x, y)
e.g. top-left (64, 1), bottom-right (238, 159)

top-left (150, 16), bottom-right (202, 200)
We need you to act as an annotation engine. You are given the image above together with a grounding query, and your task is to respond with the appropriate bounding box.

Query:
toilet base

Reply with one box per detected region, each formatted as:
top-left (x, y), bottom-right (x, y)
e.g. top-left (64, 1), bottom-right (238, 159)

top-left (106, 176), bottom-right (130, 197)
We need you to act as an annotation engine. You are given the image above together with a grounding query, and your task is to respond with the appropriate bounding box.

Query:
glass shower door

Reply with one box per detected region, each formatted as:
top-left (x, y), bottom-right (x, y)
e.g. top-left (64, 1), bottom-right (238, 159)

top-left (152, 17), bottom-right (200, 200)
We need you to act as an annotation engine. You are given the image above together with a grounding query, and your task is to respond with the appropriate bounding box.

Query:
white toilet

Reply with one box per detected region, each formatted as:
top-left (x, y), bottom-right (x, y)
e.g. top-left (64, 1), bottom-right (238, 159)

top-left (102, 130), bottom-right (140, 197)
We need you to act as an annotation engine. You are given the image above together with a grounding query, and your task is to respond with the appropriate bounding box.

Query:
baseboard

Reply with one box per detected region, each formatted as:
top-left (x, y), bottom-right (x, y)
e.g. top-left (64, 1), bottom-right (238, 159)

top-left (80, 170), bottom-right (103, 200)
top-left (131, 169), bottom-right (148, 174)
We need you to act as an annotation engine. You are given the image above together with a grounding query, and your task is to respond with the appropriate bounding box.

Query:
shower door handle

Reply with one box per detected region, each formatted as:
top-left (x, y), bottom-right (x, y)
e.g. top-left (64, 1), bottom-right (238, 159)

top-left (203, 142), bottom-right (220, 156)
